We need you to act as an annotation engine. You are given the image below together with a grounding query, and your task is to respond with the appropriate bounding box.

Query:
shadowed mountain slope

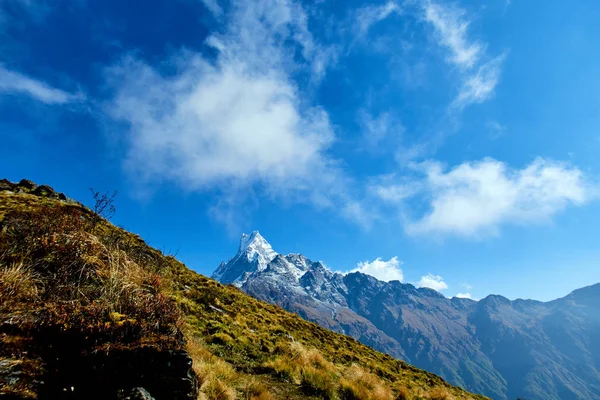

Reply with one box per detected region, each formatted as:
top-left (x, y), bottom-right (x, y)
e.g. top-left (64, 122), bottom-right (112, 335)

top-left (214, 231), bottom-right (600, 400)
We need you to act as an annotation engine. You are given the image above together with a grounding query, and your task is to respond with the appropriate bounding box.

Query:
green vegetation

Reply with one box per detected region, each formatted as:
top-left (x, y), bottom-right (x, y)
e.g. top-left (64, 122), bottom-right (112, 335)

top-left (0, 180), bottom-right (488, 400)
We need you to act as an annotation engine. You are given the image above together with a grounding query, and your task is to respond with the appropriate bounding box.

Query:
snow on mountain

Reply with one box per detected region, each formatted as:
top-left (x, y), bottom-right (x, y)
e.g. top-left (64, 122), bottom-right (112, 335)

top-left (238, 231), bottom-right (277, 268)
top-left (212, 230), bottom-right (305, 287)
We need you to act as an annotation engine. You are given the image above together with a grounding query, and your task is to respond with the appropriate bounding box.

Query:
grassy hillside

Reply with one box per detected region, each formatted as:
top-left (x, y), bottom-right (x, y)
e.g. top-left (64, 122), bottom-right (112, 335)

top-left (0, 179), bottom-right (488, 400)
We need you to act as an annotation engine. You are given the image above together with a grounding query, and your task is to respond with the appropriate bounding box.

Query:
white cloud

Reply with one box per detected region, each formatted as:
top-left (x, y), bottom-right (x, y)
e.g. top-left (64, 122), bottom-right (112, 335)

top-left (354, 1), bottom-right (402, 39)
top-left (108, 56), bottom-right (333, 190)
top-left (402, 158), bottom-right (590, 236)
top-left (349, 256), bottom-right (404, 282)
top-left (106, 0), bottom-right (353, 228)
top-left (453, 54), bottom-right (506, 109)
top-left (417, 273), bottom-right (448, 291)
top-left (421, 1), bottom-right (506, 110)
top-left (455, 292), bottom-right (475, 300)
top-left (422, 1), bottom-right (481, 69)
top-left (0, 65), bottom-right (80, 104)
top-left (373, 182), bottom-right (419, 203)
top-left (200, 0), bottom-right (223, 17)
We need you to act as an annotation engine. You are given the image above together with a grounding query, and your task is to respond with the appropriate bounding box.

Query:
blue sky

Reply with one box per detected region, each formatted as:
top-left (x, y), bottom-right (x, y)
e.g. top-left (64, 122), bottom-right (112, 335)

top-left (2, 0), bottom-right (600, 302)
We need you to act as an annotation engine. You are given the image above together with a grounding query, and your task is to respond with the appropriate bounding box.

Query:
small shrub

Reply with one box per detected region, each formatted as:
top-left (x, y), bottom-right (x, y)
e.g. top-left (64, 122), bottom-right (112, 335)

top-left (89, 188), bottom-right (118, 221)
top-left (208, 332), bottom-right (235, 346)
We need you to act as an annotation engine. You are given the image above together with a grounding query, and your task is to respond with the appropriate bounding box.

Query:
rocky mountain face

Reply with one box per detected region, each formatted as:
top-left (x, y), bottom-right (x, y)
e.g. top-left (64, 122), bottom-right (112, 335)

top-left (213, 232), bottom-right (600, 400)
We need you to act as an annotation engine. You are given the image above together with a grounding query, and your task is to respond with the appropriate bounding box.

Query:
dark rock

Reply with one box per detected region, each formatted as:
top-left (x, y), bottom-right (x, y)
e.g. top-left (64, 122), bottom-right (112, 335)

top-left (0, 178), bottom-right (15, 191)
top-left (0, 179), bottom-right (69, 201)
top-left (33, 184), bottom-right (56, 198)
top-left (17, 179), bottom-right (37, 190)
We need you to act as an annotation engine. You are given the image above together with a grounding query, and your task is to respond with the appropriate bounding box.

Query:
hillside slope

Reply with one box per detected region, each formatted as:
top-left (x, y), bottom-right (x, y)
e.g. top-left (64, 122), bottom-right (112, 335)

top-left (0, 179), bottom-right (486, 400)
top-left (213, 231), bottom-right (600, 400)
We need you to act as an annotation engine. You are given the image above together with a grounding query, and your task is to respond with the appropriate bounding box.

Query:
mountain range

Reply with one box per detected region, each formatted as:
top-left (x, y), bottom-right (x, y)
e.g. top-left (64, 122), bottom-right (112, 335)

top-left (213, 231), bottom-right (600, 400)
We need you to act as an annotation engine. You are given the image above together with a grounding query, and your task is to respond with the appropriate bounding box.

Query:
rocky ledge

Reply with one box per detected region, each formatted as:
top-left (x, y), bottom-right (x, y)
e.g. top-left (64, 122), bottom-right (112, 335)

top-left (0, 179), bottom-right (68, 201)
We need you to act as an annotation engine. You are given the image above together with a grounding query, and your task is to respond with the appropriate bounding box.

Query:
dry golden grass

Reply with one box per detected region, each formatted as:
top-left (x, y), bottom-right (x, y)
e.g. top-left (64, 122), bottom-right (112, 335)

top-left (264, 342), bottom-right (395, 400)
top-left (186, 334), bottom-right (274, 400)
top-left (425, 386), bottom-right (455, 400)
top-left (0, 263), bottom-right (40, 311)
top-left (240, 378), bottom-right (273, 400)
top-left (265, 342), bottom-right (338, 399)
top-left (186, 335), bottom-right (237, 400)
top-left (339, 364), bottom-right (395, 400)
top-left (395, 385), bottom-right (412, 400)
top-left (266, 341), bottom-right (333, 383)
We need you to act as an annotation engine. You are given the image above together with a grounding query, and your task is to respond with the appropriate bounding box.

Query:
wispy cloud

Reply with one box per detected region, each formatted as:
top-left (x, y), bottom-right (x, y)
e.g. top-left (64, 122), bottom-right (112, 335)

top-left (453, 53), bottom-right (506, 109)
top-left (0, 65), bottom-right (81, 104)
top-left (422, 1), bottom-right (482, 69)
top-left (354, 1), bottom-right (402, 39)
top-left (200, 0), bottom-right (223, 17)
top-left (421, 0), bottom-right (506, 109)
top-left (417, 273), bottom-right (448, 291)
top-left (348, 256), bottom-right (404, 282)
top-left (380, 158), bottom-right (592, 237)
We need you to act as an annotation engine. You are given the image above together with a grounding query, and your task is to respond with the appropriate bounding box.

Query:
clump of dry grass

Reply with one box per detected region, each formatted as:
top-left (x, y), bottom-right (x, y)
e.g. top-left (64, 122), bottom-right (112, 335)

top-left (187, 335), bottom-right (273, 400)
top-left (264, 343), bottom-right (400, 400)
top-left (265, 341), bottom-right (339, 399)
top-left (425, 386), bottom-right (454, 400)
top-left (0, 263), bottom-right (40, 312)
top-left (395, 385), bottom-right (412, 400)
top-left (339, 364), bottom-right (395, 400)
top-left (240, 378), bottom-right (273, 400)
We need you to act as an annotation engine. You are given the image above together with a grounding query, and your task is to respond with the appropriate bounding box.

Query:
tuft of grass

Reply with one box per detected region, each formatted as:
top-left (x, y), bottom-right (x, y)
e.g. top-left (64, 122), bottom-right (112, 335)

top-left (395, 385), bottom-right (412, 400)
top-left (0, 263), bottom-right (40, 312)
top-left (240, 378), bottom-right (273, 400)
top-left (339, 364), bottom-right (395, 400)
top-left (425, 386), bottom-right (454, 400)
top-left (186, 336), bottom-right (237, 400)
top-left (265, 342), bottom-right (338, 399)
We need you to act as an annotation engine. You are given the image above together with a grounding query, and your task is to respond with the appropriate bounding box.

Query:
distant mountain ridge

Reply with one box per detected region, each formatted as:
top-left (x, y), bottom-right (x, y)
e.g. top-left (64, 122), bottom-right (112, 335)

top-left (213, 231), bottom-right (600, 400)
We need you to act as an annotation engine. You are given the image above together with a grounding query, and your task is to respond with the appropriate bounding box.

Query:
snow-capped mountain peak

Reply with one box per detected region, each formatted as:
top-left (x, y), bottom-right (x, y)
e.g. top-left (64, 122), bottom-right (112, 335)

top-left (239, 230), bottom-right (277, 265)
top-left (212, 231), bottom-right (278, 286)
